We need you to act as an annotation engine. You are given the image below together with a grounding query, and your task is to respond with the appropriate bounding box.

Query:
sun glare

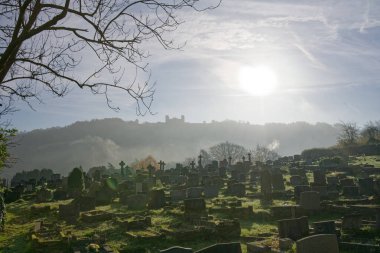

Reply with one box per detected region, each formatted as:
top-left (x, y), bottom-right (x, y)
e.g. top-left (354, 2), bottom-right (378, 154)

top-left (239, 65), bottom-right (278, 96)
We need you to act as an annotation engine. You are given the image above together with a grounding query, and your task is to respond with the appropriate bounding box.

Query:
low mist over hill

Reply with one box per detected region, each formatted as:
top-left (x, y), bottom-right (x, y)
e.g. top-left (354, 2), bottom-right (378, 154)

top-left (3, 117), bottom-right (339, 178)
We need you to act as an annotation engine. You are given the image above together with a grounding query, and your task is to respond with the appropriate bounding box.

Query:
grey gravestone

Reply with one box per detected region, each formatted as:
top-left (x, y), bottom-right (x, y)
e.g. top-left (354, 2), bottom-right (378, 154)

top-left (296, 234), bottom-right (339, 253)
top-left (260, 169), bottom-right (272, 198)
top-left (340, 178), bottom-right (355, 187)
top-left (271, 172), bottom-right (285, 192)
top-left (278, 216), bottom-right (309, 241)
top-left (294, 185), bottom-right (311, 199)
top-left (310, 186), bottom-right (328, 199)
top-left (341, 214), bottom-right (362, 231)
top-left (170, 189), bottom-right (186, 202)
top-left (312, 170), bottom-right (326, 186)
top-left (195, 242), bottom-right (242, 253)
top-left (125, 194), bottom-right (148, 209)
top-left (327, 176), bottom-right (339, 186)
top-left (342, 186), bottom-right (360, 197)
top-left (204, 185), bottom-right (219, 198)
top-left (229, 183), bottom-right (245, 197)
top-left (184, 198), bottom-right (206, 214)
top-left (358, 178), bottom-right (374, 195)
top-left (160, 246), bottom-right (193, 253)
top-left (290, 175), bottom-right (303, 186)
top-left (186, 187), bottom-right (203, 198)
top-left (148, 189), bottom-right (166, 209)
top-left (313, 220), bottom-right (336, 234)
top-left (300, 191), bottom-right (320, 210)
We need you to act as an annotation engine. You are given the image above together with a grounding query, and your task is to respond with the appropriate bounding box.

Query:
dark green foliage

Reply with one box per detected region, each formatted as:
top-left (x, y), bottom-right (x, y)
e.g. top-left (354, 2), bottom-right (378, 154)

top-left (11, 168), bottom-right (54, 185)
top-left (67, 167), bottom-right (85, 196)
top-left (0, 128), bottom-right (16, 171)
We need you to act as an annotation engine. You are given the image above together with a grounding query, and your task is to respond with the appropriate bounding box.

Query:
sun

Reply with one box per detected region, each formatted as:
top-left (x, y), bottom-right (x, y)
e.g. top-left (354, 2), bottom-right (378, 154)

top-left (238, 65), bottom-right (278, 96)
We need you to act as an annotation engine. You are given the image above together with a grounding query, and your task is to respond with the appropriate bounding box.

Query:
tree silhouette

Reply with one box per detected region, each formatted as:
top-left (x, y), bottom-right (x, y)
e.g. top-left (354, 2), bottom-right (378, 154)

top-left (337, 121), bottom-right (359, 146)
top-left (0, 0), bottom-right (220, 114)
top-left (209, 141), bottom-right (247, 164)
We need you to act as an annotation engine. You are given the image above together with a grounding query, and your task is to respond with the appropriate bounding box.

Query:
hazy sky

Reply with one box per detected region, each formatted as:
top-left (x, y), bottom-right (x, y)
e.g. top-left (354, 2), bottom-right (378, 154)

top-left (8, 0), bottom-right (380, 131)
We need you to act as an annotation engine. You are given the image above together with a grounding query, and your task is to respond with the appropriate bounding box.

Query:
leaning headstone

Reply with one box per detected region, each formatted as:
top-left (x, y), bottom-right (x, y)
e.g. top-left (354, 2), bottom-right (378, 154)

top-left (148, 189), bottom-right (166, 209)
top-left (313, 221), bottom-right (336, 234)
top-left (278, 216), bottom-right (309, 241)
top-left (296, 234), bottom-right (339, 253)
top-left (300, 191), bottom-right (320, 210)
top-left (160, 246), bottom-right (193, 253)
top-left (195, 242), bottom-right (242, 253)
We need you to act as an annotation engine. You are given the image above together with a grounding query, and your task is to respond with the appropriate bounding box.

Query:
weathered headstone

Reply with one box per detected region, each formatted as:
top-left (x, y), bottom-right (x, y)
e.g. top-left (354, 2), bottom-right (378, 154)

top-left (124, 194), bottom-right (148, 209)
top-left (204, 185), bottom-right (219, 198)
top-left (290, 175), bottom-right (303, 186)
top-left (313, 220), bottom-right (336, 234)
top-left (312, 170), bottom-right (326, 186)
top-left (260, 169), bottom-right (272, 199)
top-left (342, 186), bottom-right (360, 197)
top-left (294, 185), bottom-right (311, 199)
top-left (358, 178), bottom-right (374, 195)
top-left (300, 191), bottom-right (320, 210)
top-left (271, 172), bottom-right (285, 192)
top-left (59, 204), bottom-right (80, 223)
top-left (340, 178), bottom-right (355, 187)
top-left (184, 198), bottom-right (206, 214)
top-left (148, 189), bottom-right (166, 209)
top-left (341, 214), bottom-right (362, 231)
top-left (310, 185), bottom-right (328, 199)
top-left (229, 183), bottom-right (245, 197)
top-left (278, 216), bottom-right (309, 241)
top-left (296, 234), bottom-right (339, 253)
top-left (186, 187), bottom-right (203, 199)
top-left (36, 188), bottom-right (53, 203)
top-left (170, 189), bottom-right (186, 202)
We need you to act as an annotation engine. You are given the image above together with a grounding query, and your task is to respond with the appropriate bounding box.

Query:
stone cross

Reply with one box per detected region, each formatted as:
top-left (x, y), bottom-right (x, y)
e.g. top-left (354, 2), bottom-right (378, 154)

top-left (119, 160), bottom-right (126, 175)
top-left (159, 160), bottom-right (166, 170)
top-left (242, 156), bottom-right (246, 163)
top-left (248, 153), bottom-right (252, 163)
top-left (228, 156), bottom-right (232, 166)
top-left (190, 160), bottom-right (196, 170)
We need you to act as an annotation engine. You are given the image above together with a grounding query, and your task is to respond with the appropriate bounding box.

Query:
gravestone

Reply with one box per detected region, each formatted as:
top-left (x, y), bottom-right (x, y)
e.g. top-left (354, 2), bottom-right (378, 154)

top-left (310, 185), bottom-right (328, 199)
top-left (313, 221), bottom-right (336, 234)
top-left (342, 186), bottom-right (360, 197)
top-left (59, 204), bottom-right (80, 223)
top-left (246, 243), bottom-right (271, 253)
top-left (271, 172), bottom-right (285, 192)
top-left (300, 191), bottom-right (320, 210)
top-left (341, 214), bottom-right (362, 231)
top-left (125, 194), bottom-right (148, 209)
top-left (53, 189), bottom-right (68, 200)
top-left (260, 169), bottom-right (272, 198)
top-left (296, 234), bottom-right (339, 253)
top-left (186, 187), bottom-right (203, 198)
top-left (160, 247), bottom-right (193, 253)
top-left (170, 189), bottom-right (186, 202)
top-left (278, 216), bottom-right (309, 241)
top-left (204, 185), bottom-right (219, 198)
top-left (340, 178), bottom-right (355, 187)
top-left (135, 182), bottom-right (143, 194)
top-left (290, 175), bottom-right (303, 186)
top-left (327, 176), bottom-right (339, 186)
top-left (187, 174), bottom-right (199, 187)
top-left (312, 170), bottom-right (326, 186)
top-left (195, 242), bottom-right (242, 253)
top-left (229, 183), bottom-right (245, 197)
top-left (294, 185), bottom-right (311, 199)
top-left (358, 178), bottom-right (374, 195)
top-left (148, 189), bottom-right (166, 209)
top-left (36, 188), bottom-right (53, 203)
top-left (72, 196), bottom-right (96, 211)
top-left (184, 198), bottom-right (206, 214)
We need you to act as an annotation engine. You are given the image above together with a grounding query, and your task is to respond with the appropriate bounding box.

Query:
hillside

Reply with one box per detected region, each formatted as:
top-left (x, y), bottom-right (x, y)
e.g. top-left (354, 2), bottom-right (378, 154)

top-left (2, 118), bottom-right (339, 178)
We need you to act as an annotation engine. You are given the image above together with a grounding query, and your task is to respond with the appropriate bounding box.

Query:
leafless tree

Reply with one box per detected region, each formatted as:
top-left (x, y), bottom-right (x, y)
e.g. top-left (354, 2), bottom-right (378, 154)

top-left (209, 141), bottom-right (247, 164)
top-left (0, 0), bottom-right (220, 115)
top-left (250, 144), bottom-right (279, 163)
top-left (337, 121), bottom-right (359, 146)
top-left (361, 121), bottom-right (380, 143)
